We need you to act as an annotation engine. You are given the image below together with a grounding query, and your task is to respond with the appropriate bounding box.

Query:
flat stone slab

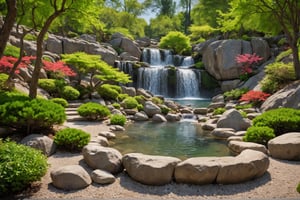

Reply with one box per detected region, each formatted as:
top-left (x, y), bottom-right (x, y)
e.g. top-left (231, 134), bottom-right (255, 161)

top-left (122, 153), bottom-right (181, 185)
top-left (211, 128), bottom-right (236, 139)
top-left (228, 140), bottom-right (268, 155)
top-left (268, 132), bottom-right (300, 160)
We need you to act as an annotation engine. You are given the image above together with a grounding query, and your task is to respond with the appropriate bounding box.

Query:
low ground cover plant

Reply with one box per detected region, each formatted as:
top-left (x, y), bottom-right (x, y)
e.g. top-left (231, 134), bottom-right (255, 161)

top-left (110, 114), bottom-right (127, 126)
top-left (50, 98), bottom-right (69, 107)
top-left (0, 140), bottom-right (48, 196)
top-left (243, 126), bottom-right (275, 145)
top-left (77, 102), bottom-right (110, 120)
top-left (224, 88), bottom-right (249, 100)
top-left (252, 108), bottom-right (300, 136)
top-left (54, 128), bottom-right (90, 151)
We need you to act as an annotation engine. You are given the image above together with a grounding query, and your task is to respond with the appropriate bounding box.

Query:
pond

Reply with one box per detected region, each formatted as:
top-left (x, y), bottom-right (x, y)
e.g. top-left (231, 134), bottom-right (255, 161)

top-left (111, 120), bottom-right (231, 160)
top-left (171, 97), bottom-right (211, 108)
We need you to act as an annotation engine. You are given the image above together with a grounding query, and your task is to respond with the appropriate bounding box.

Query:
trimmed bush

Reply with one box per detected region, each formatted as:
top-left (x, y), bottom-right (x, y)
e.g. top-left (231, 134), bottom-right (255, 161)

top-left (50, 98), bottom-right (68, 107)
top-left (0, 91), bottom-right (29, 105)
top-left (60, 85), bottom-right (80, 100)
top-left (110, 114), bottom-right (127, 126)
top-left (112, 103), bottom-right (121, 109)
top-left (0, 73), bottom-right (8, 90)
top-left (224, 88), bottom-right (249, 100)
top-left (0, 98), bottom-right (66, 134)
top-left (137, 104), bottom-right (144, 111)
top-left (122, 97), bottom-right (139, 109)
top-left (243, 126), bottom-right (275, 145)
top-left (38, 79), bottom-right (57, 94)
top-left (252, 108), bottom-right (300, 136)
top-left (97, 84), bottom-right (121, 100)
top-left (0, 140), bottom-right (48, 195)
top-left (117, 93), bottom-right (129, 102)
top-left (77, 102), bottom-right (110, 120)
top-left (213, 107), bottom-right (226, 115)
top-left (54, 128), bottom-right (90, 151)
top-left (4, 44), bottom-right (20, 57)
top-left (134, 95), bottom-right (146, 104)
top-left (159, 31), bottom-right (192, 55)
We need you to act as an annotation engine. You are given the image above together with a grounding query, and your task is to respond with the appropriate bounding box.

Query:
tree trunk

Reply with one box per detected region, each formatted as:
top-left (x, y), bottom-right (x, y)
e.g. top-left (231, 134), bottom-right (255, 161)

top-left (291, 42), bottom-right (300, 80)
top-left (0, 0), bottom-right (17, 58)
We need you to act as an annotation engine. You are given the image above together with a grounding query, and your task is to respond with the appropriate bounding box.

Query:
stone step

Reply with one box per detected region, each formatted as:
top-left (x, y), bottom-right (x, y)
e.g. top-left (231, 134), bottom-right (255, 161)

top-left (67, 102), bottom-right (83, 108)
top-left (65, 110), bottom-right (78, 116)
top-left (66, 115), bottom-right (86, 122)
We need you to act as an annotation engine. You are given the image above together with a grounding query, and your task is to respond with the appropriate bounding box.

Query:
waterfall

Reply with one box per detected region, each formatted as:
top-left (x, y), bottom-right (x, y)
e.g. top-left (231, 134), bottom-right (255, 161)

top-left (142, 48), bottom-right (173, 66)
top-left (115, 61), bottom-right (133, 77)
top-left (181, 56), bottom-right (194, 67)
top-left (176, 69), bottom-right (200, 98)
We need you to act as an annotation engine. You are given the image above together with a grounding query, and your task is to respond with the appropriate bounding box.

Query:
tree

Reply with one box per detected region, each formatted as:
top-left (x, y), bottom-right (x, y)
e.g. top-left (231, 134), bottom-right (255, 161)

top-left (218, 0), bottom-right (300, 79)
top-left (179, 0), bottom-right (192, 34)
top-left (144, 0), bottom-right (177, 17)
top-left (0, 0), bottom-right (17, 58)
top-left (61, 52), bottom-right (131, 93)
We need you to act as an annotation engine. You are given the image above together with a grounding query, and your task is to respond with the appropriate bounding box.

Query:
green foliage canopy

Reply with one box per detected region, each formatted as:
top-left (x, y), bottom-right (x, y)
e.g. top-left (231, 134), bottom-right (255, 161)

top-left (159, 31), bottom-right (191, 55)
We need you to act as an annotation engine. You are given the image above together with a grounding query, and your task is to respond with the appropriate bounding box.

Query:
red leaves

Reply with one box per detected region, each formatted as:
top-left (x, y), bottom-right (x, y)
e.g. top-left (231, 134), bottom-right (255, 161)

top-left (235, 53), bottom-right (263, 65)
top-left (240, 90), bottom-right (270, 105)
top-left (0, 55), bottom-right (76, 77)
top-left (42, 60), bottom-right (76, 77)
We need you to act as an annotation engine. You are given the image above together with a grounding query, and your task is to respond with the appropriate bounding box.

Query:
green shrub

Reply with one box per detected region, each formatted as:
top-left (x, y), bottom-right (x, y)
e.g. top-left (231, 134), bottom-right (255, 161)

top-left (252, 108), bottom-right (300, 136)
top-left (60, 86), bottom-right (80, 100)
top-left (134, 95), bottom-right (146, 104)
top-left (224, 88), bottom-right (249, 100)
top-left (159, 31), bottom-right (192, 55)
top-left (137, 104), bottom-right (144, 111)
top-left (0, 140), bottom-right (48, 195)
top-left (50, 98), bottom-right (68, 107)
top-left (297, 182), bottom-right (300, 193)
top-left (275, 48), bottom-right (292, 62)
top-left (97, 84), bottom-right (121, 100)
top-left (122, 97), bottom-right (139, 109)
top-left (213, 107), bottom-right (226, 115)
top-left (117, 93), bottom-right (129, 102)
top-left (112, 103), bottom-right (121, 109)
top-left (195, 61), bottom-right (205, 69)
top-left (160, 105), bottom-right (171, 115)
top-left (239, 110), bottom-right (247, 118)
top-left (54, 128), bottom-right (90, 151)
top-left (38, 79), bottom-right (57, 94)
top-left (0, 91), bottom-right (30, 105)
top-left (243, 126), bottom-right (275, 145)
top-left (4, 44), bottom-right (20, 57)
top-left (0, 99), bottom-right (66, 134)
top-left (110, 114), bottom-right (127, 126)
top-left (260, 62), bottom-right (296, 94)
top-left (235, 103), bottom-right (253, 110)
top-left (151, 97), bottom-right (163, 105)
top-left (77, 102), bottom-right (110, 120)
top-left (0, 73), bottom-right (8, 91)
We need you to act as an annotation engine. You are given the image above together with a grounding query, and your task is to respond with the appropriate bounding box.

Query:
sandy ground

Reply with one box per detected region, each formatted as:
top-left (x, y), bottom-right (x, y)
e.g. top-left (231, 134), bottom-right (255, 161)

top-left (7, 121), bottom-right (300, 200)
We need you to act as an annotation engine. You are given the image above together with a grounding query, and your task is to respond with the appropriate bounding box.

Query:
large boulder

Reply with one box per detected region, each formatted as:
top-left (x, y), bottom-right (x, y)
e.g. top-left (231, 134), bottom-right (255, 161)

top-left (122, 153), bottom-right (181, 185)
top-left (133, 111), bottom-right (149, 121)
top-left (268, 132), bottom-right (300, 160)
top-left (228, 140), bottom-right (268, 155)
top-left (202, 39), bottom-right (270, 81)
top-left (82, 145), bottom-right (123, 174)
top-left (260, 81), bottom-right (300, 111)
top-left (216, 149), bottom-right (269, 184)
top-left (50, 165), bottom-right (91, 190)
top-left (144, 101), bottom-right (162, 117)
top-left (21, 134), bottom-right (56, 156)
top-left (175, 157), bottom-right (220, 185)
top-left (217, 109), bottom-right (251, 131)
top-left (120, 38), bottom-right (142, 60)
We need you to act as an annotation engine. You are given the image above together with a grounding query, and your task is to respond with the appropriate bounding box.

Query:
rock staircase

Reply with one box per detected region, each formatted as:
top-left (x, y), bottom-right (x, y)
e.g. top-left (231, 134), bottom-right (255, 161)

top-left (65, 102), bottom-right (85, 122)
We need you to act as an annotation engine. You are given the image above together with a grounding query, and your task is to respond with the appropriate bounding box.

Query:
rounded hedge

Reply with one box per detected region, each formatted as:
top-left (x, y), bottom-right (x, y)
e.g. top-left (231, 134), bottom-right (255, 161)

top-left (159, 31), bottom-right (192, 55)
top-left (97, 84), bottom-right (121, 100)
top-left (0, 140), bottom-right (48, 195)
top-left (110, 114), bottom-right (127, 126)
top-left (0, 98), bottom-right (66, 134)
top-left (243, 126), bottom-right (276, 145)
top-left (38, 79), bottom-right (57, 94)
top-left (54, 128), bottom-right (90, 151)
top-left (252, 108), bottom-right (300, 136)
top-left (50, 98), bottom-right (68, 107)
top-left (77, 102), bottom-right (111, 120)
top-left (60, 85), bottom-right (80, 100)
top-left (122, 97), bottom-right (139, 109)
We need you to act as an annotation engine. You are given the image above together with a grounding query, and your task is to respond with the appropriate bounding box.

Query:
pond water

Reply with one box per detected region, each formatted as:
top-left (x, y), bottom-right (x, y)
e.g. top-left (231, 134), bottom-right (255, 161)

top-left (171, 98), bottom-right (211, 108)
top-left (111, 121), bottom-right (231, 160)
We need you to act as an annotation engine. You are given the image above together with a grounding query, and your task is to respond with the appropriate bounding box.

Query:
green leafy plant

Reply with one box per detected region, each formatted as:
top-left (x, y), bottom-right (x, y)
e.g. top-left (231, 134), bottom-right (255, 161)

top-left (137, 104), bottom-right (144, 111)
top-left (0, 91), bottom-right (30, 105)
top-left (0, 140), bottom-right (48, 195)
top-left (122, 97), bottom-right (139, 109)
top-left (97, 84), bottom-right (121, 100)
top-left (50, 98), bottom-right (68, 107)
top-left (160, 105), bottom-right (171, 115)
top-left (3, 44), bottom-right (20, 57)
top-left (54, 128), bottom-right (90, 151)
top-left (194, 61), bottom-right (205, 69)
top-left (252, 108), bottom-right (300, 136)
top-left (77, 102), bottom-right (110, 120)
top-left (213, 107), bottom-right (226, 115)
top-left (243, 126), bottom-right (275, 145)
top-left (110, 114), bottom-right (127, 126)
top-left (260, 62), bottom-right (296, 94)
top-left (112, 103), bottom-right (121, 109)
top-left (235, 103), bottom-right (253, 110)
top-left (60, 85), bottom-right (80, 100)
top-left (159, 31), bottom-right (192, 55)
top-left (224, 88), bottom-right (249, 100)
top-left (117, 93), bottom-right (129, 102)
top-left (151, 97), bottom-right (163, 105)
top-left (0, 73), bottom-right (8, 91)
top-left (0, 98), bottom-right (66, 134)
top-left (134, 95), bottom-right (146, 104)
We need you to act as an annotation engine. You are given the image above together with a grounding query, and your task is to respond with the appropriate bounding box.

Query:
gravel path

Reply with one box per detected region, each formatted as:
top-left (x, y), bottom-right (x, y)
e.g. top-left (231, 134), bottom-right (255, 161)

top-left (10, 121), bottom-right (300, 200)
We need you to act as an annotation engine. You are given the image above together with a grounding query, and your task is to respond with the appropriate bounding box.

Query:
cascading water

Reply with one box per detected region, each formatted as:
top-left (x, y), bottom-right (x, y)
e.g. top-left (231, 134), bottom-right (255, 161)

top-left (139, 48), bottom-right (200, 98)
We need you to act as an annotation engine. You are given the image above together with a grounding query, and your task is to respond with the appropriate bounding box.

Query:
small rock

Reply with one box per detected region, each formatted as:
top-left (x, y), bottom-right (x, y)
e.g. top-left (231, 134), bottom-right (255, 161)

top-left (110, 125), bottom-right (125, 131)
top-left (152, 114), bottom-right (167, 122)
top-left (91, 169), bottom-right (116, 184)
top-left (98, 131), bottom-right (116, 139)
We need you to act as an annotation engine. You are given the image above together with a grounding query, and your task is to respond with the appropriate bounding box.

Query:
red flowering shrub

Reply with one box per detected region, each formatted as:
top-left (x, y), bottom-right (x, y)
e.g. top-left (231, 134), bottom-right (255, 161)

top-left (240, 90), bottom-right (270, 106)
top-left (0, 56), bottom-right (35, 74)
top-left (236, 53), bottom-right (263, 81)
top-left (42, 60), bottom-right (76, 78)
